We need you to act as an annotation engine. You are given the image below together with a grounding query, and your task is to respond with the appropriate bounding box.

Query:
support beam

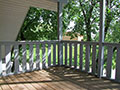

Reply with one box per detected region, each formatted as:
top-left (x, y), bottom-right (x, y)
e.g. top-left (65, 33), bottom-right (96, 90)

top-left (98, 0), bottom-right (106, 77)
top-left (57, 2), bottom-right (63, 41)
top-left (58, 1), bottom-right (63, 66)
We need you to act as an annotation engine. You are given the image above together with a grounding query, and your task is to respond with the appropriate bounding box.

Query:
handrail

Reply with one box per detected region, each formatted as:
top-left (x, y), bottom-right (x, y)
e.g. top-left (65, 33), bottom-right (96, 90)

top-left (0, 40), bottom-right (59, 45)
top-left (61, 40), bottom-right (99, 45)
top-left (103, 42), bottom-right (120, 47)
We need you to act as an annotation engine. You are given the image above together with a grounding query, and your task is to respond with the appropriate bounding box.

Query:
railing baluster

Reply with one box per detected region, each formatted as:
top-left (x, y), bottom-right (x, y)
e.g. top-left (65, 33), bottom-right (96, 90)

top-left (48, 43), bottom-right (51, 67)
top-left (80, 44), bottom-right (83, 70)
top-left (29, 44), bottom-right (34, 71)
top-left (22, 44), bottom-right (26, 72)
top-left (85, 44), bottom-right (90, 72)
top-left (92, 45), bottom-right (97, 75)
top-left (115, 46), bottom-right (120, 81)
top-left (58, 42), bottom-right (63, 65)
top-left (69, 43), bottom-right (72, 67)
top-left (42, 42), bottom-right (46, 69)
top-left (53, 43), bottom-right (56, 66)
top-left (65, 43), bottom-right (67, 66)
top-left (36, 44), bottom-right (40, 70)
top-left (74, 43), bottom-right (77, 69)
top-left (5, 44), bottom-right (11, 75)
top-left (106, 46), bottom-right (113, 79)
top-left (0, 45), bottom-right (2, 75)
top-left (14, 45), bottom-right (19, 74)
top-left (61, 43), bottom-right (63, 65)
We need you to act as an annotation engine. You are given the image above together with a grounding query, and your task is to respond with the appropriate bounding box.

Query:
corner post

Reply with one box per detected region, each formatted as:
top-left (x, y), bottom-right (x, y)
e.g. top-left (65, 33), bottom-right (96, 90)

top-left (58, 1), bottom-right (63, 66)
top-left (98, 0), bottom-right (106, 77)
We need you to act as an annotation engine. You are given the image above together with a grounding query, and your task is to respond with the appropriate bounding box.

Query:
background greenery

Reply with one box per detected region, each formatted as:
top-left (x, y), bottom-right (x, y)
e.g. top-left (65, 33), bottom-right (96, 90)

top-left (15, 0), bottom-right (120, 69)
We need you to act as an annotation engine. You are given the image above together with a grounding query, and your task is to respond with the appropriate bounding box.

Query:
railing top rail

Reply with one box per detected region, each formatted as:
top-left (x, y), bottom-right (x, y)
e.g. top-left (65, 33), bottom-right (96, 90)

top-left (62, 40), bottom-right (120, 47)
top-left (0, 40), bottom-right (120, 47)
top-left (61, 40), bottom-right (99, 45)
top-left (0, 40), bottom-right (59, 45)
top-left (103, 42), bottom-right (120, 47)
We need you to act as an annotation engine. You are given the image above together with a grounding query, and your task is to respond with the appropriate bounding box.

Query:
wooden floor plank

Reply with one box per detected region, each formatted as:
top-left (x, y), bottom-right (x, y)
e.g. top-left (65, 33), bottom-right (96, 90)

top-left (38, 70), bottom-right (82, 90)
top-left (12, 74), bottom-right (37, 90)
top-left (19, 73), bottom-right (45, 90)
top-left (31, 71), bottom-right (65, 90)
top-left (0, 67), bottom-right (120, 90)
top-left (24, 72), bottom-right (55, 90)
top-left (46, 71), bottom-right (85, 90)
top-left (34, 70), bottom-right (72, 90)
top-left (0, 86), bottom-right (2, 90)
top-left (4, 76), bottom-right (21, 90)
top-left (0, 77), bottom-right (12, 90)
top-left (0, 87), bottom-right (2, 90)
top-left (7, 75), bottom-right (29, 90)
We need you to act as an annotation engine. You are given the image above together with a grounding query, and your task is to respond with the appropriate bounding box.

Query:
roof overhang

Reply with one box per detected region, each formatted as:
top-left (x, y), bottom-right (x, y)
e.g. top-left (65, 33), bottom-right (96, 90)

top-left (0, 0), bottom-right (68, 41)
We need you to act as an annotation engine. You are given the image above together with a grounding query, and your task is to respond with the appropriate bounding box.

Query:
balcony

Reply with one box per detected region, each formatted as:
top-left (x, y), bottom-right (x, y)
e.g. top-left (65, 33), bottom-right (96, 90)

top-left (0, 0), bottom-right (120, 89)
top-left (0, 40), bottom-right (120, 89)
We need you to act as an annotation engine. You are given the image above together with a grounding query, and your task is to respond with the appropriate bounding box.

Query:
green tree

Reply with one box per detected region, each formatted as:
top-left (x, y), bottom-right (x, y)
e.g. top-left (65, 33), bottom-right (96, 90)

top-left (17, 7), bottom-right (58, 40)
top-left (63, 0), bottom-right (120, 42)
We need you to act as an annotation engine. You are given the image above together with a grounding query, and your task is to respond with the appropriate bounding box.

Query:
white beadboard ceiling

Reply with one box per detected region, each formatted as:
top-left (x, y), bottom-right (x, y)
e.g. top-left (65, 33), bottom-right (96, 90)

top-left (0, 0), bottom-right (67, 41)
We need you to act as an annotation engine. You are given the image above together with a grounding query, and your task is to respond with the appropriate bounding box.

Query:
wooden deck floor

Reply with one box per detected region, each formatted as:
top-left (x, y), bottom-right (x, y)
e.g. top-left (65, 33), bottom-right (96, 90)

top-left (0, 67), bottom-right (120, 90)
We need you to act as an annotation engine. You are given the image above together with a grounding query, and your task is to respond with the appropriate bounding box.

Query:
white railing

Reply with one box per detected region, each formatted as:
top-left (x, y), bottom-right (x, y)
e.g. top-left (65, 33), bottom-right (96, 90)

top-left (0, 41), bottom-right (59, 76)
top-left (62, 41), bottom-right (120, 82)
top-left (0, 40), bottom-right (120, 82)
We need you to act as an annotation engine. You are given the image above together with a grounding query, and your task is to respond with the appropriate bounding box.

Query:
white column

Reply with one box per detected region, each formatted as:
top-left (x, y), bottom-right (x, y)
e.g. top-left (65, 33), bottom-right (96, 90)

top-left (98, 0), bottom-right (106, 77)
top-left (58, 1), bottom-right (63, 65)
top-left (58, 2), bottom-right (63, 41)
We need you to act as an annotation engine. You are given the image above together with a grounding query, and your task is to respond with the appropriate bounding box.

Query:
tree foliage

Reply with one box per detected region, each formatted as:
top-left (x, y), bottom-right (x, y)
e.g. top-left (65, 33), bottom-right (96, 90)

top-left (17, 7), bottom-right (58, 40)
top-left (63, 0), bottom-right (120, 42)
top-left (17, 0), bottom-right (120, 43)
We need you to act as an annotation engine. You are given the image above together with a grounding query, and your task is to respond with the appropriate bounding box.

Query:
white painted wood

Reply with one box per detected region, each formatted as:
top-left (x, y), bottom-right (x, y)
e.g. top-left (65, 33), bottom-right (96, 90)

top-left (61, 43), bottom-right (63, 65)
top-left (57, 1), bottom-right (63, 66)
top-left (57, 2), bottom-right (63, 41)
top-left (14, 45), bottom-right (19, 74)
top-left (61, 41), bottom-right (99, 45)
top-left (80, 44), bottom-right (83, 70)
top-left (42, 43), bottom-right (46, 69)
top-left (29, 44), bottom-right (34, 71)
top-left (106, 46), bottom-right (113, 79)
top-left (0, 45), bottom-right (2, 75)
top-left (85, 44), bottom-right (90, 72)
top-left (22, 44), bottom-right (26, 72)
top-left (115, 46), bottom-right (120, 81)
top-left (36, 44), bottom-right (40, 70)
top-left (58, 42), bottom-right (63, 66)
top-left (69, 43), bottom-right (72, 67)
top-left (98, 0), bottom-right (106, 77)
top-left (5, 44), bottom-right (11, 75)
top-left (92, 45), bottom-right (97, 75)
top-left (65, 43), bottom-right (67, 66)
top-left (74, 43), bottom-right (77, 69)
top-left (48, 43), bottom-right (51, 67)
top-left (53, 43), bottom-right (56, 66)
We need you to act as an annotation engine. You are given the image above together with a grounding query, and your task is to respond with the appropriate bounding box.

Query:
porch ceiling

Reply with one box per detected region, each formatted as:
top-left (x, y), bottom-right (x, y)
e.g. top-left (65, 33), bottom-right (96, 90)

top-left (0, 0), bottom-right (67, 41)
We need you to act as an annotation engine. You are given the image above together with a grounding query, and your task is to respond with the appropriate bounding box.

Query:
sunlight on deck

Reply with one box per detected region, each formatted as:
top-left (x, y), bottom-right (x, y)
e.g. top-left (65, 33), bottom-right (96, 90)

top-left (0, 67), bottom-right (120, 90)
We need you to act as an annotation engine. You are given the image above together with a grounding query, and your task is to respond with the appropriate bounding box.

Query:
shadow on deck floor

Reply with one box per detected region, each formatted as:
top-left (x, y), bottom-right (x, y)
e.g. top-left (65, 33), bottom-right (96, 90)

top-left (0, 66), bottom-right (120, 90)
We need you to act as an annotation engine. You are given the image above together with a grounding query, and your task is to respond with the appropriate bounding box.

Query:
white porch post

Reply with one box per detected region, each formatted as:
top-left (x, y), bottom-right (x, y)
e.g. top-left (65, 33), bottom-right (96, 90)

top-left (98, 0), bottom-right (106, 77)
top-left (58, 1), bottom-right (63, 66)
